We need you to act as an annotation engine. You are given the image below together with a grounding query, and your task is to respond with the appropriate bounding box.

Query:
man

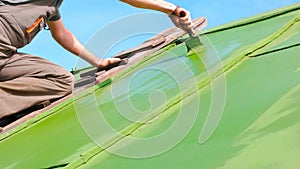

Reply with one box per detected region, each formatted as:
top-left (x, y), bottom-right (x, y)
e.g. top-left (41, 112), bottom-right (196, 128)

top-left (0, 0), bottom-right (193, 125)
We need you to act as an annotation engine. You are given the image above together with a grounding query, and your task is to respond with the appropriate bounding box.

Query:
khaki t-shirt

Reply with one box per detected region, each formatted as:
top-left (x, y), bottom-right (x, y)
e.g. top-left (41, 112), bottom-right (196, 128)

top-left (0, 0), bottom-right (63, 57)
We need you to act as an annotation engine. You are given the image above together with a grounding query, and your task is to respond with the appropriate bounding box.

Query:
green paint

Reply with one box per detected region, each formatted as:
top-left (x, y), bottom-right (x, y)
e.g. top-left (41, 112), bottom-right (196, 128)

top-left (250, 17), bottom-right (300, 56)
top-left (72, 43), bottom-right (300, 169)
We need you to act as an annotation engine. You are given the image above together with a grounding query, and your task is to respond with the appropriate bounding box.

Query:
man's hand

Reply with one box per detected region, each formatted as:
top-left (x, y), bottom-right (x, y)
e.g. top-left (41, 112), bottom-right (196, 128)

top-left (169, 7), bottom-right (195, 34)
top-left (97, 58), bottom-right (121, 70)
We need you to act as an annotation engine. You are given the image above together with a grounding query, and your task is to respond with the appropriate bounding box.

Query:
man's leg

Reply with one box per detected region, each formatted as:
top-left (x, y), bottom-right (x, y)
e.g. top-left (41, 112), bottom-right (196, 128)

top-left (0, 53), bottom-right (74, 119)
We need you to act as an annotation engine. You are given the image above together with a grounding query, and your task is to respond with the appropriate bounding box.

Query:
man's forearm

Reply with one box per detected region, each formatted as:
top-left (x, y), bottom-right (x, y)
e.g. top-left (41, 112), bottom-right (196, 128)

top-left (48, 19), bottom-right (101, 67)
top-left (120, 0), bottom-right (177, 15)
top-left (56, 29), bottom-right (100, 67)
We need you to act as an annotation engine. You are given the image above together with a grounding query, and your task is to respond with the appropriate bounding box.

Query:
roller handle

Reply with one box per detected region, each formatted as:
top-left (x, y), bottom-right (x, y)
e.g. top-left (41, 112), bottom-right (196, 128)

top-left (179, 11), bottom-right (195, 37)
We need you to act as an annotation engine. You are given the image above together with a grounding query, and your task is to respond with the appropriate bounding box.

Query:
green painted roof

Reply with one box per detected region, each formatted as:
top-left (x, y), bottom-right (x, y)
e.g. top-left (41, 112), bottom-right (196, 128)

top-left (1, 3), bottom-right (300, 169)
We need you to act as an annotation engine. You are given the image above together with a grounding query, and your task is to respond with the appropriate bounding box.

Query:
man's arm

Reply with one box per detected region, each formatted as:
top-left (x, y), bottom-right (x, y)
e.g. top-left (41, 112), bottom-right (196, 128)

top-left (120, 0), bottom-right (194, 31)
top-left (120, 0), bottom-right (177, 15)
top-left (47, 19), bottom-right (121, 68)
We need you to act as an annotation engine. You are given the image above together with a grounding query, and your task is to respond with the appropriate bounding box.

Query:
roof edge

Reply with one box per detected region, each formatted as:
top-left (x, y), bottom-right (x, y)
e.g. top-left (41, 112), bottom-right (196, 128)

top-left (202, 2), bottom-right (300, 34)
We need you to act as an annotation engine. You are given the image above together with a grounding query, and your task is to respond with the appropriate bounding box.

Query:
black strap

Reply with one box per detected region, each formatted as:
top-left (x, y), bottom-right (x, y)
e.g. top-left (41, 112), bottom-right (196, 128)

top-left (0, 1), bottom-right (6, 5)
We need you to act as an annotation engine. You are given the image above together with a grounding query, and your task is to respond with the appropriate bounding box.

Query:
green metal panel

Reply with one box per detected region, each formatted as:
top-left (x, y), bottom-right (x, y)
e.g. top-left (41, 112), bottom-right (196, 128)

top-left (72, 20), bottom-right (300, 169)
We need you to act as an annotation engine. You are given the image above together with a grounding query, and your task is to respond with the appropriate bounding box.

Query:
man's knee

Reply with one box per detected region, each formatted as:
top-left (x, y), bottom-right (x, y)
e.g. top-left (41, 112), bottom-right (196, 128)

top-left (60, 71), bottom-right (74, 95)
